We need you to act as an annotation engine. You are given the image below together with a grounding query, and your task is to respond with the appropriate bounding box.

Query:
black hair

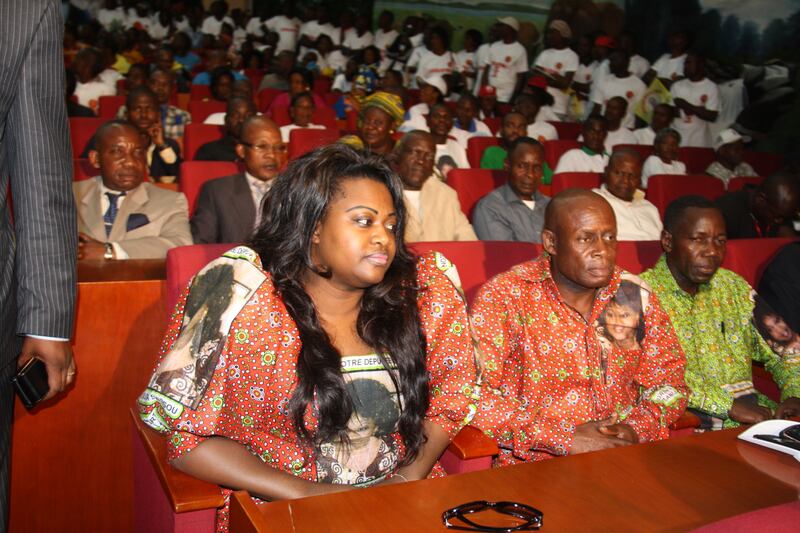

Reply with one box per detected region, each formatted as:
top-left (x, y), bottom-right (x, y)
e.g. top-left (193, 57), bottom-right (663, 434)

top-left (247, 144), bottom-right (428, 463)
top-left (465, 29), bottom-right (483, 47)
top-left (289, 67), bottom-right (315, 90)
top-left (429, 26), bottom-right (450, 51)
top-left (663, 195), bottom-right (718, 233)
top-left (290, 91), bottom-right (315, 108)
top-left (127, 62), bottom-right (149, 77)
top-left (125, 85), bottom-right (158, 109)
top-left (379, 10), bottom-right (394, 24)
top-left (348, 378), bottom-right (399, 436)
top-left (210, 67), bottom-right (234, 88)
top-left (74, 47), bottom-right (105, 78)
top-left (584, 115), bottom-right (608, 131)
top-left (507, 136), bottom-right (544, 159)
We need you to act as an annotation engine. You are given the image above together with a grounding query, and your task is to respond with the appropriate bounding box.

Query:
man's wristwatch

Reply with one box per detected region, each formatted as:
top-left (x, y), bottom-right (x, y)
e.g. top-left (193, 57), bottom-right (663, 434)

top-left (103, 242), bottom-right (114, 260)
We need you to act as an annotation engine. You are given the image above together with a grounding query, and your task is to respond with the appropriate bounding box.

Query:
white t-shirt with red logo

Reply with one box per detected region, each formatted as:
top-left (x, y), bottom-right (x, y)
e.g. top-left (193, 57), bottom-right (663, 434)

top-left (592, 73), bottom-right (646, 129)
top-left (454, 50), bottom-right (478, 91)
top-left (652, 53), bottom-right (686, 82)
top-left (417, 50), bottom-right (456, 80)
top-left (670, 77), bottom-right (719, 148)
top-left (342, 30), bottom-right (374, 52)
top-left (487, 41), bottom-right (528, 103)
top-left (262, 15), bottom-right (300, 54)
top-left (527, 121), bottom-right (559, 143)
top-left (575, 61), bottom-right (596, 85)
top-left (533, 47), bottom-right (579, 115)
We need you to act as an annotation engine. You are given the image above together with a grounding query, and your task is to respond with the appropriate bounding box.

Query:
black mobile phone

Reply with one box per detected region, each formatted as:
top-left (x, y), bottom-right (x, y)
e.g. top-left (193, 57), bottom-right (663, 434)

top-left (11, 357), bottom-right (50, 410)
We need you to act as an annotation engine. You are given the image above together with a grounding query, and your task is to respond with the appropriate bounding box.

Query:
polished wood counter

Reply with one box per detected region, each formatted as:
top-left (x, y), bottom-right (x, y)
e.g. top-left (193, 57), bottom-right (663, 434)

top-left (9, 260), bottom-right (167, 532)
top-left (231, 427), bottom-right (800, 532)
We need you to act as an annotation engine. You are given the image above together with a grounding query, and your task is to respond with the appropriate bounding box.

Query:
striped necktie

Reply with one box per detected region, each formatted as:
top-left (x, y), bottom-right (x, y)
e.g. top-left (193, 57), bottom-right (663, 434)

top-left (104, 191), bottom-right (126, 237)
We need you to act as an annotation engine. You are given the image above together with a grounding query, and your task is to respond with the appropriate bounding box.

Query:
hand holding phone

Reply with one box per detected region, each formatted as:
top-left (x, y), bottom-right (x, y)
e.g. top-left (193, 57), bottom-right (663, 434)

top-left (12, 357), bottom-right (50, 410)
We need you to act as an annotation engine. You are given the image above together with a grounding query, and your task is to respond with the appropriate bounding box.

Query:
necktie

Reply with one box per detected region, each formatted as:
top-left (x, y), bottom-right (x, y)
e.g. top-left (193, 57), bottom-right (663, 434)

top-left (104, 191), bottom-right (126, 237)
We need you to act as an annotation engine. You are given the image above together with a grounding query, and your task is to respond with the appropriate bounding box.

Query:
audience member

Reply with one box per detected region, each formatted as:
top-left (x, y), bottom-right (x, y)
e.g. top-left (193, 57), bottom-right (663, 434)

top-left (391, 131), bottom-right (476, 242)
top-left (473, 137), bottom-right (551, 242)
top-left (267, 68), bottom-right (326, 115)
top-left (258, 50), bottom-right (295, 92)
top-left (593, 149), bottom-right (662, 240)
top-left (591, 50), bottom-right (646, 129)
top-left (471, 189), bottom-right (687, 465)
top-left (454, 29), bottom-right (482, 93)
top-left (601, 96), bottom-right (637, 153)
top-left (554, 116), bottom-right (609, 173)
top-left (642, 128), bottom-right (686, 188)
top-left (71, 47), bottom-right (116, 114)
top-left (633, 103), bottom-right (674, 145)
top-left (705, 128), bottom-right (756, 188)
top-left (192, 116), bottom-right (288, 244)
top-left (342, 14), bottom-right (374, 56)
top-left (477, 84), bottom-right (500, 119)
top-left (66, 69), bottom-right (95, 117)
top-left (415, 27), bottom-right (455, 81)
top-left (522, 77), bottom-right (560, 121)
top-left (402, 75), bottom-right (446, 124)
top-left (196, 96), bottom-right (257, 161)
top-left (172, 31), bottom-right (201, 72)
top-left (480, 111), bottom-right (526, 170)
top-left (427, 103), bottom-right (469, 175)
top-left (645, 30), bottom-right (689, 88)
top-left (201, 0), bottom-right (234, 38)
top-left (641, 196), bottom-right (800, 429)
top-left (279, 92), bottom-right (326, 142)
top-left (262, 5), bottom-right (301, 54)
top-left (209, 67), bottom-right (235, 102)
top-left (373, 10), bottom-right (398, 59)
top-left (570, 34), bottom-right (596, 109)
top-left (759, 242), bottom-right (800, 333)
top-left (532, 20), bottom-right (577, 119)
top-left (450, 93), bottom-right (492, 148)
top-left (339, 91), bottom-right (404, 156)
top-left (618, 31), bottom-right (650, 79)
top-left (118, 68), bottom-right (192, 139)
top-left (192, 49), bottom-right (247, 85)
top-left (670, 53), bottom-right (719, 148)
top-left (139, 144), bottom-right (476, 531)
top-left (76, 121), bottom-right (191, 260)
top-left (124, 87), bottom-right (182, 181)
top-left (715, 171), bottom-right (800, 238)
top-left (481, 17), bottom-right (527, 103)
top-left (124, 62), bottom-right (149, 94)
top-left (513, 93), bottom-right (558, 143)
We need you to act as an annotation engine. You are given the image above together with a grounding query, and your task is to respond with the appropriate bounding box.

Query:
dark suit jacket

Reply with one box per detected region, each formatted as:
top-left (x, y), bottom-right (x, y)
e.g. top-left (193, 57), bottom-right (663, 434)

top-left (0, 0), bottom-right (77, 361)
top-left (194, 134), bottom-right (239, 162)
top-left (191, 173), bottom-right (257, 244)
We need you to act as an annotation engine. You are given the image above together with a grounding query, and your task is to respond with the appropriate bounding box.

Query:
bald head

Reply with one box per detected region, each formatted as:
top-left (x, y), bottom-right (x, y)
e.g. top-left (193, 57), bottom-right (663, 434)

top-left (754, 171), bottom-right (800, 229)
top-left (241, 115), bottom-right (280, 140)
top-left (544, 189), bottom-right (614, 232)
top-left (235, 115), bottom-right (287, 182)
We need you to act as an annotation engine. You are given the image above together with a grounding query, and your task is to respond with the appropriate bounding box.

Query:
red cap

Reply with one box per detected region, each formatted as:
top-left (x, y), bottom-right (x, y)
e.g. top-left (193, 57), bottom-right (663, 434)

top-left (595, 35), bottom-right (615, 48)
top-left (527, 76), bottom-right (548, 89)
top-left (478, 85), bottom-right (496, 97)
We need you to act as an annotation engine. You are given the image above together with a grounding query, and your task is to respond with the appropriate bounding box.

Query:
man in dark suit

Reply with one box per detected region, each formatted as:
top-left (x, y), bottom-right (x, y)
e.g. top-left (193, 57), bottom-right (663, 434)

top-left (191, 116), bottom-right (288, 243)
top-left (0, 1), bottom-right (78, 528)
top-left (195, 96), bottom-right (257, 162)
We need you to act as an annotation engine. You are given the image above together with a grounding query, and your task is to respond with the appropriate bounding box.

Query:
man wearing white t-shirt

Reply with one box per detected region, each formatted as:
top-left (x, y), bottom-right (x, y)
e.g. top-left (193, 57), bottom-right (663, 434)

top-left (200, 1), bottom-right (234, 37)
top-left (451, 93), bottom-right (492, 148)
top-left (261, 9), bottom-right (301, 54)
top-left (592, 50), bottom-right (646, 129)
top-left (601, 96), bottom-right (637, 153)
top-left (644, 30), bottom-right (689, 88)
top-left (299, 7), bottom-right (340, 58)
top-left (415, 27), bottom-right (455, 80)
top-left (633, 103), bottom-right (675, 145)
top-left (514, 93), bottom-right (558, 143)
top-left (532, 20), bottom-right (578, 118)
top-left (481, 17), bottom-right (528, 103)
top-left (454, 29), bottom-right (482, 93)
top-left (619, 32), bottom-right (650, 79)
top-left (593, 149), bottom-right (662, 241)
top-left (374, 10), bottom-right (399, 58)
top-left (670, 53), bottom-right (719, 148)
top-left (342, 14), bottom-right (374, 55)
top-left (554, 116), bottom-right (609, 173)
top-left (641, 128), bottom-right (686, 188)
top-left (428, 104), bottom-right (470, 176)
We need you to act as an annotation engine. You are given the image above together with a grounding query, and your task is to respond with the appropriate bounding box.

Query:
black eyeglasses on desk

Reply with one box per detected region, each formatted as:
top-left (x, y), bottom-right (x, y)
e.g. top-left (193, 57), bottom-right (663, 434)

top-left (442, 500), bottom-right (544, 532)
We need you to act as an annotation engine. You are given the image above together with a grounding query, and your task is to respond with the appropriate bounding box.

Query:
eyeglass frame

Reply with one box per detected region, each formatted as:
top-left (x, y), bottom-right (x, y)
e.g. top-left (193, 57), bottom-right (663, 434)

top-left (239, 141), bottom-right (289, 155)
top-left (442, 500), bottom-right (543, 532)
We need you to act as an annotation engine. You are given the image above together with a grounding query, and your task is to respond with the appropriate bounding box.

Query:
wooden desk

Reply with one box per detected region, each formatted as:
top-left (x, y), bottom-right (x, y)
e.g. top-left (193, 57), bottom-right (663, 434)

top-left (231, 427), bottom-right (799, 532)
top-left (9, 260), bottom-right (167, 532)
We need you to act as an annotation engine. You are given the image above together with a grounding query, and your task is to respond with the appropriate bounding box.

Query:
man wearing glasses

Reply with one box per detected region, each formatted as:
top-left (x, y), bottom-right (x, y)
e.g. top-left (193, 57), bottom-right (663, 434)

top-left (191, 116), bottom-right (289, 244)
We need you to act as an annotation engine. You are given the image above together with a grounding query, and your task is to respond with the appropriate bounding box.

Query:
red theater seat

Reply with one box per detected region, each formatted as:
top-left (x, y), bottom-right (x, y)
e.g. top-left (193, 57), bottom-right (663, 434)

top-left (744, 151), bottom-right (783, 177)
top-left (287, 128), bottom-right (341, 159)
top-left (189, 84), bottom-right (211, 100)
top-left (544, 139), bottom-right (581, 169)
top-left (679, 146), bottom-right (715, 174)
top-left (68, 117), bottom-right (106, 158)
top-left (184, 123), bottom-right (224, 161)
top-left (551, 172), bottom-right (601, 195)
top-left (483, 117), bottom-right (501, 135)
top-left (98, 95), bottom-right (125, 119)
top-left (257, 88), bottom-right (282, 112)
top-left (548, 121), bottom-right (582, 140)
top-left (721, 237), bottom-right (796, 288)
top-left (72, 158), bottom-right (94, 181)
top-left (727, 176), bottom-right (763, 192)
top-left (188, 101), bottom-right (226, 124)
top-left (467, 137), bottom-right (500, 168)
top-left (314, 76), bottom-right (333, 95)
top-left (446, 169), bottom-right (507, 221)
top-left (180, 161), bottom-right (240, 216)
top-left (646, 174), bottom-right (726, 216)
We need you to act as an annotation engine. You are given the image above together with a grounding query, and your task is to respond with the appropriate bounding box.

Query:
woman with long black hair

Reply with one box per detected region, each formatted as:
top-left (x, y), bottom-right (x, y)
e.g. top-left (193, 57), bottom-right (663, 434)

top-left (139, 144), bottom-right (477, 530)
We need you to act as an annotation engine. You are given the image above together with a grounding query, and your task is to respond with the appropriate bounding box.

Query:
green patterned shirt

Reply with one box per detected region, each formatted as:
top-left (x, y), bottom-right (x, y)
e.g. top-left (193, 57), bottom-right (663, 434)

top-left (642, 255), bottom-right (800, 425)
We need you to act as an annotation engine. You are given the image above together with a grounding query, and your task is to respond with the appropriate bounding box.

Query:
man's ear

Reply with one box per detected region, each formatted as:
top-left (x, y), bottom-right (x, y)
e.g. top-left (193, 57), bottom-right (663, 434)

top-left (503, 157), bottom-right (510, 173)
top-left (661, 229), bottom-right (673, 253)
top-left (234, 142), bottom-right (245, 161)
top-left (88, 150), bottom-right (100, 170)
top-left (542, 228), bottom-right (556, 256)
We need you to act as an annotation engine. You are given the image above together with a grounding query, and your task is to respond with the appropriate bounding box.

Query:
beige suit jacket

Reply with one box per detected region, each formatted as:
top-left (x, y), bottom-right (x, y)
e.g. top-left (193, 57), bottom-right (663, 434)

top-left (404, 176), bottom-right (477, 243)
top-left (74, 177), bottom-right (192, 259)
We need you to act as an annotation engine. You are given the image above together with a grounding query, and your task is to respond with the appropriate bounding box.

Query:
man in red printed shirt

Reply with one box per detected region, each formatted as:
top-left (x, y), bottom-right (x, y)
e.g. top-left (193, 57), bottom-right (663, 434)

top-left (471, 189), bottom-right (687, 465)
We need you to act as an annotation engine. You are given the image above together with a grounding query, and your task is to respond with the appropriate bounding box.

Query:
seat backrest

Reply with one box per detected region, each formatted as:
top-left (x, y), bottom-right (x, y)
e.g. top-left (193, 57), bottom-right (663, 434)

top-left (548, 121), bottom-right (582, 141)
top-left (189, 84), bottom-right (211, 100)
top-left (257, 88), bottom-right (283, 112)
top-left (314, 76), bottom-right (333, 94)
top-left (271, 106), bottom-right (338, 129)
top-left (466, 136), bottom-right (500, 168)
top-left (679, 146), bottom-right (715, 174)
top-left (483, 117), bottom-right (501, 135)
top-left (728, 176), bottom-right (763, 192)
top-left (613, 143), bottom-right (653, 161)
top-left (551, 172), bottom-right (601, 195)
top-left (180, 161), bottom-right (240, 216)
top-left (165, 243), bottom-right (234, 312)
top-left (188, 100), bottom-right (227, 124)
top-left (446, 169), bottom-right (507, 222)
top-left (287, 128), bottom-right (341, 160)
top-left (743, 151), bottom-right (783, 177)
top-left (184, 123), bottom-right (224, 160)
top-left (68, 117), bottom-right (106, 158)
top-left (408, 241), bottom-right (540, 303)
top-left (73, 158), bottom-right (95, 181)
top-left (646, 174), bottom-right (726, 217)
top-left (544, 139), bottom-right (581, 169)
top-left (722, 237), bottom-right (797, 287)
top-left (615, 241), bottom-right (663, 274)
top-left (98, 95), bottom-right (126, 119)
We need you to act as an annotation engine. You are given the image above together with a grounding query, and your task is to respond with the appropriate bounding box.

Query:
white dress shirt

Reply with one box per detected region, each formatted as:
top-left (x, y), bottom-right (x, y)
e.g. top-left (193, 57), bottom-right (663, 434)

top-left (593, 184), bottom-right (663, 241)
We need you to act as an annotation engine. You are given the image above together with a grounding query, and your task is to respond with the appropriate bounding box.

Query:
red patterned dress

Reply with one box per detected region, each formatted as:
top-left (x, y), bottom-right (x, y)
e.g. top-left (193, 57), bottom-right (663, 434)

top-left (470, 254), bottom-right (688, 465)
top-left (138, 249), bottom-right (478, 530)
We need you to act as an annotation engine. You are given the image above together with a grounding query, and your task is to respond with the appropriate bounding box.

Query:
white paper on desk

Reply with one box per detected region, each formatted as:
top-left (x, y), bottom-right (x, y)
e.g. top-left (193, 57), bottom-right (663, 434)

top-left (738, 420), bottom-right (800, 462)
